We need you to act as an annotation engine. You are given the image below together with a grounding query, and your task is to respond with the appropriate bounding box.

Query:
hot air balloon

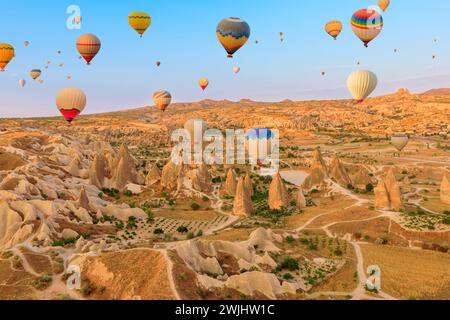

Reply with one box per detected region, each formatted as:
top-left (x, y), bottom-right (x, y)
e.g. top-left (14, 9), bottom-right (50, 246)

top-left (198, 78), bottom-right (209, 91)
top-left (216, 17), bottom-right (250, 58)
top-left (254, 40), bottom-right (259, 44)
top-left (30, 69), bottom-right (42, 80)
top-left (67, 76), bottom-right (72, 80)
top-left (23, 41), bottom-right (29, 47)
top-left (153, 91), bottom-right (172, 112)
top-left (57, 50), bottom-right (61, 54)
top-left (391, 134), bottom-right (409, 152)
top-left (245, 128), bottom-right (274, 163)
top-left (156, 61), bottom-right (161, 67)
top-left (128, 12), bottom-right (151, 38)
top-left (38, 79), bottom-right (44, 84)
top-left (233, 67), bottom-right (240, 74)
top-left (59, 63), bottom-right (64, 67)
top-left (44, 66), bottom-right (48, 69)
top-left (321, 71), bottom-right (326, 76)
top-left (56, 87), bottom-right (86, 123)
top-left (347, 70), bottom-right (377, 103)
top-left (325, 20), bottom-right (343, 40)
top-left (184, 119), bottom-right (208, 145)
top-left (19, 79), bottom-right (26, 88)
top-left (0, 44), bottom-right (15, 71)
top-left (47, 61), bottom-right (51, 64)
top-left (73, 16), bottom-right (82, 25)
top-left (378, 0), bottom-right (390, 12)
top-left (432, 55), bottom-right (436, 60)
top-left (351, 9), bottom-right (383, 47)
top-left (76, 34), bottom-right (101, 65)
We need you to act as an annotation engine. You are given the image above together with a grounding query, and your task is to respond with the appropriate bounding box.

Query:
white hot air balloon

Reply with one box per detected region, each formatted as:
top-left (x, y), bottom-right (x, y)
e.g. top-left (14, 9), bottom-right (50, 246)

top-left (19, 79), bottom-right (26, 88)
top-left (391, 134), bottom-right (409, 152)
top-left (347, 70), bottom-right (377, 103)
top-left (233, 66), bottom-right (240, 74)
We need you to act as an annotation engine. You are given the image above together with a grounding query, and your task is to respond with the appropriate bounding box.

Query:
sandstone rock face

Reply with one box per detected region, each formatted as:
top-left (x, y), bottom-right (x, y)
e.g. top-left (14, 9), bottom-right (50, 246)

top-left (77, 186), bottom-right (91, 211)
top-left (161, 160), bottom-right (180, 191)
top-left (145, 163), bottom-right (161, 186)
top-left (62, 228), bottom-right (79, 240)
top-left (223, 169), bottom-right (237, 196)
top-left (302, 168), bottom-right (326, 191)
top-left (110, 144), bottom-right (143, 190)
top-left (233, 177), bottom-right (253, 217)
top-left (268, 173), bottom-right (289, 210)
top-left (329, 155), bottom-right (352, 187)
top-left (189, 164), bottom-right (212, 192)
top-left (89, 154), bottom-right (106, 189)
top-left (296, 187), bottom-right (306, 209)
top-left (384, 168), bottom-right (403, 211)
top-left (440, 173), bottom-right (450, 205)
top-left (374, 180), bottom-right (390, 210)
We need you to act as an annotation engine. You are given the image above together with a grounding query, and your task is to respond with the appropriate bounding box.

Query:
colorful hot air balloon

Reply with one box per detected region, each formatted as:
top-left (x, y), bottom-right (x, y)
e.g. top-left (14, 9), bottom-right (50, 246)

top-left (391, 134), bottom-right (409, 152)
top-left (216, 17), bottom-right (250, 58)
top-left (233, 66), bottom-right (240, 74)
top-left (76, 34), bottom-right (101, 65)
top-left (30, 69), bottom-right (42, 80)
top-left (56, 87), bottom-right (86, 123)
top-left (156, 61), bottom-right (161, 67)
top-left (378, 0), bottom-right (390, 12)
top-left (325, 20), bottom-right (343, 40)
top-left (19, 79), bottom-right (26, 88)
top-left (128, 12), bottom-right (151, 38)
top-left (23, 41), bottom-right (29, 47)
top-left (347, 70), bottom-right (377, 103)
top-left (198, 78), bottom-right (209, 91)
top-left (351, 9), bottom-right (383, 47)
top-left (245, 128), bottom-right (274, 162)
top-left (153, 91), bottom-right (172, 112)
top-left (0, 44), bottom-right (15, 71)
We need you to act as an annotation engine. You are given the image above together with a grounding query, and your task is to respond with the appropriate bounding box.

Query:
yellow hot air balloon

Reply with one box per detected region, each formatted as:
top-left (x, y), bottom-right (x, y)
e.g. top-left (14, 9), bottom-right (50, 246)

top-left (153, 91), bottom-right (172, 112)
top-left (56, 87), bottom-right (86, 123)
top-left (378, 0), bottom-right (390, 12)
top-left (198, 78), bottom-right (209, 91)
top-left (325, 20), bottom-right (343, 40)
top-left (347, 70), bottom-right (377, 103)
top-left (30, 69), bottom-right (42, 80)
top-left (128, 12), bottom-right (151, 38)
top-left (0, 44), bottom-right (15, 71)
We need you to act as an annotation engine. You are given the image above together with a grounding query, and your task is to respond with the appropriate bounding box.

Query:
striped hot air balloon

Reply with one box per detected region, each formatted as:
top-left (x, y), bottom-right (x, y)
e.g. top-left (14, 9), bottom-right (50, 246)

top-left (347, 70), bottom-right (378, 103)
top-left (30, 69), bottom-right (42, 80)
top-left (153, 91), bottom-right (172, 112)
top-left (351, 9), bottom-right (383, 47)
top-left (128, 12), bottom-right (151, 38)
top-left (56, 87), bottom-right (86, 123)
top-left (198, 78), bottom-right (209, 91)
top-left (76, 34), bottom-right (101, 65)
top-left (325, 20), bottom-right (343, 40)
top-left (216, 17), bottom-right (250, 58)
top-left (0, 44), bottom-right (15, 71)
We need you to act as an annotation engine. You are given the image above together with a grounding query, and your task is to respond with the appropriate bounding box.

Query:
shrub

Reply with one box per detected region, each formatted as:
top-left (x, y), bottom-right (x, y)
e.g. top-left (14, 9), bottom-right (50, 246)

top-left (282, 273), bottom-right (294, 281)
top-left (124, 190), bottom-right (133, 197)
top-left (153, 228), bottom-right (164, 235)
top-left (187, 232), bottom-right (194, 239)
top-left (280, 257), bottom-right (299, 271)
top-left (196, 230), bottom-right (203, 237)
top-left (366, 183), bottom-right (374, 193)
top-left (285, 235), bottom-right (295, 244)
top-left (177, 226), bottom-right (189, 233)
top-left (190, 202), bottom-right (201, 211)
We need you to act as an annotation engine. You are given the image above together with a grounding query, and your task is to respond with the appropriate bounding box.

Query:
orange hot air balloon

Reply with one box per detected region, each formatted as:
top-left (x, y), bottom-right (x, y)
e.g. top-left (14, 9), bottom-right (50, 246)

top-left (56, 87), bottom-right (86, 123)
top-left (198, 78), bottom-right (209, 91)
top-left (24, 41), bottom-right (29, 47)
top-left (76, 34), bottom-right (101, 65)
top-left (0, 44), bottom-right (15, 71)
top-left (30, 69), bottom-right (42, 80)
top-left (153, 91), bottom-right (172, 112)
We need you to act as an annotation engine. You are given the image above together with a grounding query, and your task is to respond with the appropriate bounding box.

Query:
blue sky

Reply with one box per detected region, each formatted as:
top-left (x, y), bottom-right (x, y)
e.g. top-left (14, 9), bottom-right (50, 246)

top-left (1, 0), bottom-right (450, 117)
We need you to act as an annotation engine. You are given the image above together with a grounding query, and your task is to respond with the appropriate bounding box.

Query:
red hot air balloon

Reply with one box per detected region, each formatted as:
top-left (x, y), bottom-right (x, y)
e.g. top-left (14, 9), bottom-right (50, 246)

top-left (76, 34), bottom-right (101, 65)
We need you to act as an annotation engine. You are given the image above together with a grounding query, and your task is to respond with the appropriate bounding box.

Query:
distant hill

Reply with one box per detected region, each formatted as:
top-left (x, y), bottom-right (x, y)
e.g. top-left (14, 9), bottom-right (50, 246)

top-left (422, 88), bottom-right (450, 95)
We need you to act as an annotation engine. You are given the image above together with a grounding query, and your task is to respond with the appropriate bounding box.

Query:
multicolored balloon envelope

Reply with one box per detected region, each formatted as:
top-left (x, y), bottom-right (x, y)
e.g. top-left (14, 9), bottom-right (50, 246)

top-left (245, 128), bottom-right (274, 162)
top-left (153, 90), bottom-right (172, 112)
top-left (216, 17), bottom-right (250, 58)
top-left (30, 69), bottom-right (42, 80)
top-left (347, 70), bottom-right (378, 103)
top-left (128, 12), bottom-right (152, 37)
top-left (198, 78), bottom-right (209, 91)
top-left (325, 20), bottom-right (343, 40)
top-left (76, 34), bottom-right (101, 65)
top-left (0, 44), bottom-right (15, 71)
top-left (56, 87), bottom-right (86, 123)
top-left (351, 9), bottom-right (383, 47)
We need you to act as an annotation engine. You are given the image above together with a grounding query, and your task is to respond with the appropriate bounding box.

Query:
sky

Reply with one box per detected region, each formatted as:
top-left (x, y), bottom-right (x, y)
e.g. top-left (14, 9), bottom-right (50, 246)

top-left (1, 0), bottom-right (450, 117)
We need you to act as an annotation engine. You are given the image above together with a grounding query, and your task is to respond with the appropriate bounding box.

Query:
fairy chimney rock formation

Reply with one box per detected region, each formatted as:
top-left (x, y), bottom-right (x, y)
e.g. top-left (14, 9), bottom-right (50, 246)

top-left (161, 160), bottom-right (180, 191)
top-left (311, 147), bottom-right (328, 176)
top-left (352, 166), bottom-right (372, 190)
top-left (329, 155), bottom-right (352, 187)
top-left (384, 168), bottom-right (403, 211)
top-left (374, 180), bottom-right (390, 210)
top-left (223, 169), bottom-right (237, 196)
top-left (89, 154), bottom-right (106, 189)
top-left (296, 187), bottom-right (306, 209)
top-left (146, 163), bottom-right (161, 186)
top-left (77, 186), bottom-right (91, 211)
top-left (111, 144), bottom-right (143, 190)
top-left (233, 177), bottom-right (253, 217)
top-left (268, 173), bottom-right (289, 210)
top-left (440, 173), bottom-right (450, 205)
top-left (244, 173), bottom-right (254, 198)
